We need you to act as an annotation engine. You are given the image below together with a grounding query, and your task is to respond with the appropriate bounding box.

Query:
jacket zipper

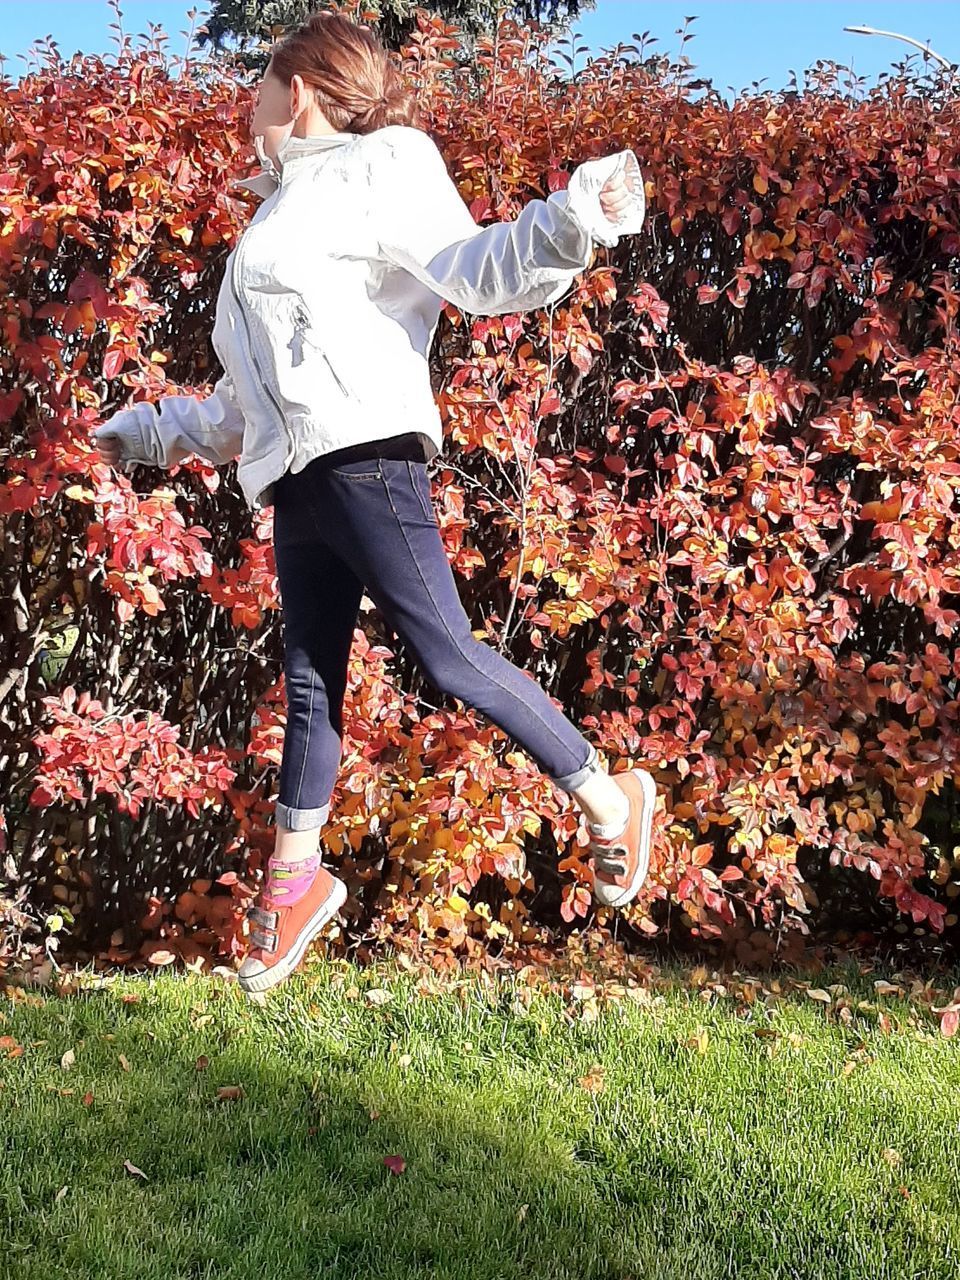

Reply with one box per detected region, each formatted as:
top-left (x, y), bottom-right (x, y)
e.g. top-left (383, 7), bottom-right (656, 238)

top-left (231, 232), bottom-right (295, 474)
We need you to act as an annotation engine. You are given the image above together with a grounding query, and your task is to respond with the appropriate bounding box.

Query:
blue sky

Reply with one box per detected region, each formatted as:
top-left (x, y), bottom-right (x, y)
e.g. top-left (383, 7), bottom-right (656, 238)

top-left (2, 1), bottom-right (958, 99)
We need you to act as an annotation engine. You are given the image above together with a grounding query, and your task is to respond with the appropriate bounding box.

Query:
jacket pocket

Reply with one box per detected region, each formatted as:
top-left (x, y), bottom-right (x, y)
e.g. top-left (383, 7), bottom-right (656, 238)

top-left (289, 295), bottom-right (353, 400)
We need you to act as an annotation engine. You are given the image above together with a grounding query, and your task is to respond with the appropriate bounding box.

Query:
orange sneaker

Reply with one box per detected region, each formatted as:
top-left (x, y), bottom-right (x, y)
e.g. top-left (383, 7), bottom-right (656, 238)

top-left (238, 851), bottom-right (347, 994)
top-left (587, 768), bottom-right (657, 909)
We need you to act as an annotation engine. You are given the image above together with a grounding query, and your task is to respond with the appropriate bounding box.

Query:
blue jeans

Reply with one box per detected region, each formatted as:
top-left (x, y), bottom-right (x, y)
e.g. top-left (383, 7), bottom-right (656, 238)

top-left (271, 455), bottom-right (603, 831)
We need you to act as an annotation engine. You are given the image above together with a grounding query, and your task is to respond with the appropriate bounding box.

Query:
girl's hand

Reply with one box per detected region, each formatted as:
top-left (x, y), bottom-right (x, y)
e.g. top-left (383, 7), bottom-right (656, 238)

top-left (93, 429), bottom-right (124, 468)
top-left (599, 156), bottom-right (643, 227)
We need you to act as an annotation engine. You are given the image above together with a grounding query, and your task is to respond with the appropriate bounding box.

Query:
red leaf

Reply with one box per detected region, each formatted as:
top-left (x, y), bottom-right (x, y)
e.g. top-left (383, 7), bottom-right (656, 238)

top-left (102, 348), bottom-right (125, 380)
top-left (383, 1154), bottom-right (406, 1175)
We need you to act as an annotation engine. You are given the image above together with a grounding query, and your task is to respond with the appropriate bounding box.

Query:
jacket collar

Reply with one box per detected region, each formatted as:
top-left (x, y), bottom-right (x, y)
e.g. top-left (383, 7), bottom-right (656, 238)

top-left (230, 130), bottom-right (359, 199)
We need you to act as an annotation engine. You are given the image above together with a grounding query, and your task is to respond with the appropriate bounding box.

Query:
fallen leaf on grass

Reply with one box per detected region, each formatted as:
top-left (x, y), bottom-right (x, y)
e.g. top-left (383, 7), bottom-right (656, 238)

top-left (579, 1064), bottom-right (605, 1093)
top-left (82, 1091), bottom-right (94, 1106)
top-left (60, 1049), bottom-right (75, 1070)
top-left (216, 1085), bottom-right (244, 1101)
top-left (195, 1055), bottom-right (210, 1071)
top-left (874, 981), bottom-right (903, 997)
top-left (118, 1054), bottom-right (131, 1072)
top-left (123, 1160), bottom-right (147, 1180)
top-left (882, 1148), bottom-right (902, 1167)
top-left (383, 1154), bottom-right (406, 1175)
top-left (364, 988), bottom-right (392, 1007)
top-left (806, 988), bottom-right (832, 1004)
top-left (54, 1186), bottom-right (68, 1203)
top-left (683, 1029), bottom-right (710, 1054)
top-left (517, 1203), bottom-right (529, 1223)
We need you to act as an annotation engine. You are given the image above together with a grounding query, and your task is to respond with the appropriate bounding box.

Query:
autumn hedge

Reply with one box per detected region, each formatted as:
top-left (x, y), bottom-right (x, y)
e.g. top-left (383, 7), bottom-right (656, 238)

top-left (1, 8), bottom-right (959, 980)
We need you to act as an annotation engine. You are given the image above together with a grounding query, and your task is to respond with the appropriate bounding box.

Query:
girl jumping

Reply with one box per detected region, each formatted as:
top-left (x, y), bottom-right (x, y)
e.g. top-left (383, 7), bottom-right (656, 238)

top-left (94, 12), bottom-right (655, 994)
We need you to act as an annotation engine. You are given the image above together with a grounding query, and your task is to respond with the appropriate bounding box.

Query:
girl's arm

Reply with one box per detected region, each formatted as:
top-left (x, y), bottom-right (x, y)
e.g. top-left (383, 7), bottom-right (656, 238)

top-left (371, 126), bottom-right (646, 316)
top-left (92, 373), bottom-right (246, 473)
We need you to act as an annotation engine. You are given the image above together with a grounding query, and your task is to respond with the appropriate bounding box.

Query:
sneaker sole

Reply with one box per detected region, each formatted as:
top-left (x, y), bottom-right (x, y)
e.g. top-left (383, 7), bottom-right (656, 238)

top-left (595, 767), bottom-right (657, 909)
top-left (237, 877), bottom-right (348, 995)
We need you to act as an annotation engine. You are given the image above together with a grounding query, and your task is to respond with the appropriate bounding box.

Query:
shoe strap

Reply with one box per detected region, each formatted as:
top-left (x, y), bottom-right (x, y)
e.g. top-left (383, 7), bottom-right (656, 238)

top-left (593, 841), bottom-right (630, 881)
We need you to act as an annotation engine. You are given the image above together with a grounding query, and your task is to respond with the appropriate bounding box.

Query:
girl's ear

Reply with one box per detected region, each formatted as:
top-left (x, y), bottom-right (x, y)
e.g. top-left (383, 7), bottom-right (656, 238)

top-left (289, 74), bottom-right (306, 120)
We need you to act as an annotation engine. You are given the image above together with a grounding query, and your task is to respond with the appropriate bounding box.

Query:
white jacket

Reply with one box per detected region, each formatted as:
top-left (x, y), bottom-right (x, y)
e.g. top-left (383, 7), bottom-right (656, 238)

top-left (93, 125), bottom-right (646, 512)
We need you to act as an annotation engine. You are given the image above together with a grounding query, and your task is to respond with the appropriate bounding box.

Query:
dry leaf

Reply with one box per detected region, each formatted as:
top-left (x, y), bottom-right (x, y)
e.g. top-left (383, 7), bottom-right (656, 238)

top-left (82, 1091), bottom-right (94, 1106)
top-left (54, 1185), bottom-right (68, 1203)
top-left (195, 1055), bottom-right (210, 1071)
top-left (216, 1085), bottom-right (245, 1101)
top-left (882, 1148), bottom-right (901, 1167)
top-left (517, 1203), bottom-right (529, 1223)
top-left (841, 1060), bottom-right (857, 1077)
top-left (60, 1048), bottom-right (75, 1070)
top-left (874, 981), bottom-right (902, 997)
top-left (383, 1154), bottom-right (406, 1175)
top-left (118, 1053), bottom-right (131, 1072)
top-left (806, 988), bottom-right (832, 1004)
top-left (123, 1160), bottom-right (147, 1180)
top-left (684, 1029), bottom-right (710, 1053)
top-left (579, 1063), bottom-right (605, 1093)
top-left (397, 1053), bottom-right (412, 1069)
top-left (364, 988), bottom-right (392, 1007)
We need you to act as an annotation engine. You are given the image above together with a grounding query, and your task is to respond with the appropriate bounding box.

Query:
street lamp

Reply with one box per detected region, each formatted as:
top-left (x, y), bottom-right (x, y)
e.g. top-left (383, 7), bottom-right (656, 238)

top-left (844, 25), bottom-right (954, 71)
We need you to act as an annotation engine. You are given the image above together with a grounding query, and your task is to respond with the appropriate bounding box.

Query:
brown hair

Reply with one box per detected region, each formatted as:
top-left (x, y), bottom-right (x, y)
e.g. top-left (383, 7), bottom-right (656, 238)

top-left (268, 10), bottom-right (421, 136)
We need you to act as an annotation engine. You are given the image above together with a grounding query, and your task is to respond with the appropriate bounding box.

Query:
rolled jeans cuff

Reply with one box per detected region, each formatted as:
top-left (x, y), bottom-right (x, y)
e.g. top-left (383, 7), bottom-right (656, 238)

top-left (275, 800), bottom-right (330, 832)
top-left (548, 742), bottom-right (603, 792)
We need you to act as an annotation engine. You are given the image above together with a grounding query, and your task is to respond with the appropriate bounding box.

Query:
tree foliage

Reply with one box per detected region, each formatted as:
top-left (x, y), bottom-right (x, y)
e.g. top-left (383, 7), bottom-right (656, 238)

top-left (198, 0), bottom-right (593, 67)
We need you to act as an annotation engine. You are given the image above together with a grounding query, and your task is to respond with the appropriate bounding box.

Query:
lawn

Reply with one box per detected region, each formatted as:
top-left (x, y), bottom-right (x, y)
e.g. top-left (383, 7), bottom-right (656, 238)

top-left (2, 958), bottom-right (959, 1280)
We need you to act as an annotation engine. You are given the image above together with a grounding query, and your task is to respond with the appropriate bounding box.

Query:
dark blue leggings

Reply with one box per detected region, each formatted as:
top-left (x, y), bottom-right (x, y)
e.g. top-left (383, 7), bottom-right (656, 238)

top-left (271, 455), bottom-right (602, 830)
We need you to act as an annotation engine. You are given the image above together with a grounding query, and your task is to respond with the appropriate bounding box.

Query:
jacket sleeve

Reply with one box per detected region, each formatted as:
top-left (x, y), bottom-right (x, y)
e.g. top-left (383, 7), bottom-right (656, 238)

top-left (371, 126), bottom-right (646, 316)
top-left (92, 373), bottom-right (246, 473)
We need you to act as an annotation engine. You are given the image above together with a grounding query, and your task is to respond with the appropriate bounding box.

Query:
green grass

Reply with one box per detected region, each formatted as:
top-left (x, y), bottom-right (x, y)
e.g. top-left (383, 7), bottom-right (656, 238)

top-left (2, 960), bottom-right (959, 1280)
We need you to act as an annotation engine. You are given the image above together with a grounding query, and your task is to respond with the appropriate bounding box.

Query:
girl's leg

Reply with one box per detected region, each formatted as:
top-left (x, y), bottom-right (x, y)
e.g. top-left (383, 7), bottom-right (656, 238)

top-left (300, 458), bottom-right (637, 836)
top-left (238, 475), bottom-right (361, 993)
top-left (271, 473), bottom-right (365, 858)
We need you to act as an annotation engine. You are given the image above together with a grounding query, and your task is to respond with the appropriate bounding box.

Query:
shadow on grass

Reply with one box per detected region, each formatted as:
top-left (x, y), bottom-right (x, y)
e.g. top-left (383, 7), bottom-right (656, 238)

top-left (1, 978), bottom-right (691, 1280)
